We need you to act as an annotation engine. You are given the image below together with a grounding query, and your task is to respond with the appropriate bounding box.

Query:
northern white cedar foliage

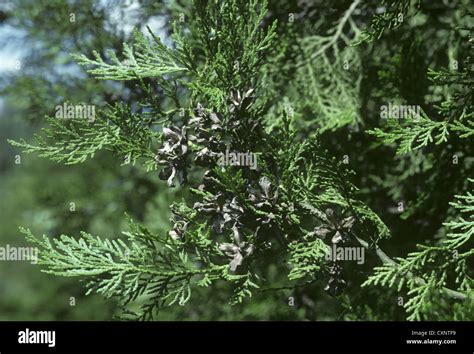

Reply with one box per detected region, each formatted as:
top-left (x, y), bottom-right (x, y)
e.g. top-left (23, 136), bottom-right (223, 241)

top-left (10, 0), bottom-right (472, 320)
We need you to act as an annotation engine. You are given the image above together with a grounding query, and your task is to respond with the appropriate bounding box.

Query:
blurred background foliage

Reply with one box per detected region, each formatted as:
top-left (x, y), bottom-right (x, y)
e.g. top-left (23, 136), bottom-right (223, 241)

top-left (0, 0), bottom-right (178, 320)
top-left (0, 0), bottom-right (472, 320)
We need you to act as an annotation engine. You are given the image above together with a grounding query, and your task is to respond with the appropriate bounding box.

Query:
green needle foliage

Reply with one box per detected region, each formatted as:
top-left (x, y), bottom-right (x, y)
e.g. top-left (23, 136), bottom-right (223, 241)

top-left (73, 28), bottom-right (190, 80)
top-left (362, 179), bottom-right (473, 320)
top-left (368, 109), bottom-right (451, 154)
top-left (8, 0), bottom-right (473, 320)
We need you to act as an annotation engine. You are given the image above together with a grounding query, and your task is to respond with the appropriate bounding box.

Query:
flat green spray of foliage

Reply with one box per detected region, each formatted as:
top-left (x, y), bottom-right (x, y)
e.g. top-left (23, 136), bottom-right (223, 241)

top-left (10, 0), bottom-right (472, 320)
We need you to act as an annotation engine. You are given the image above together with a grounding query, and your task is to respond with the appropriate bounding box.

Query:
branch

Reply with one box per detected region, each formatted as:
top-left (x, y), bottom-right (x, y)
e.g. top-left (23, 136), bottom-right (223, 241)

top-left (354, 235), bottom-right (468, 301)
top-left (296, 0), bottom-right (361, 68)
